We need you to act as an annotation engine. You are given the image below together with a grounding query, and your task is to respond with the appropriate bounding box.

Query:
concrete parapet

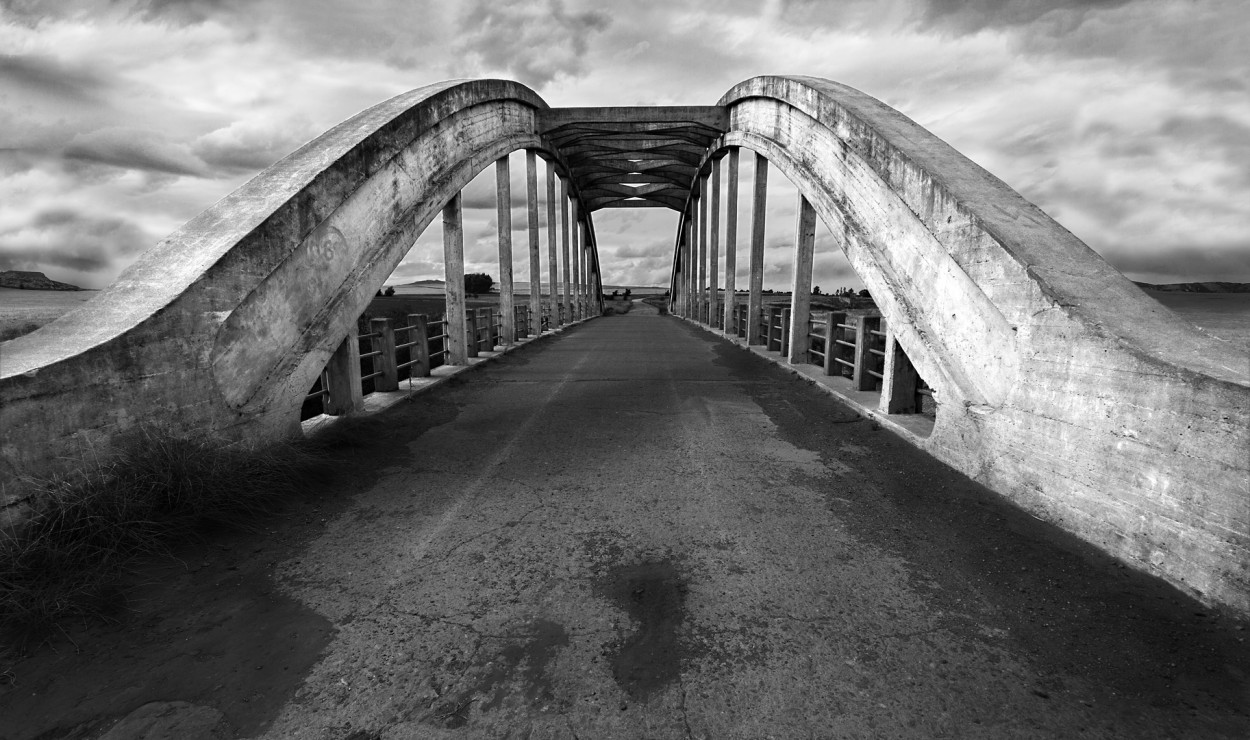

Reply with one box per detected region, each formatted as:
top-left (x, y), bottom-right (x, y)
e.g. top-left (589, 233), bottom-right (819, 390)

top-left (718, 76), bottom-right (1250, 613)
top-left (0, 80), bottom-right (555, 489)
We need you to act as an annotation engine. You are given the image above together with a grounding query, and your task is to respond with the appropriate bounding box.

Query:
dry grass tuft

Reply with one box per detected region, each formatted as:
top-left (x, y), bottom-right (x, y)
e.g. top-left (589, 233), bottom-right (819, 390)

top-left (0, 427), bottom-right (330, 650)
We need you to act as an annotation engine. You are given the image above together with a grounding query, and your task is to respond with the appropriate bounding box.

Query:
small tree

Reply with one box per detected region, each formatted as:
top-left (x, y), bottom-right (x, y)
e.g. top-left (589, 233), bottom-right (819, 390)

top-left (465, 273), bottom-right (494, 296)
top-left (812, 286), bottom-right (822, 295)
top-left (384, 286), bottom-right (396, 297)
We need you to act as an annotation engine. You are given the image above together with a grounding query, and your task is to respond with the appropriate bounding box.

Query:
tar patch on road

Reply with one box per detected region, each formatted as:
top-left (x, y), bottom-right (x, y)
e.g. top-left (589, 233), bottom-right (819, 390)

top-left (596, 559), bottom-right (689, 700)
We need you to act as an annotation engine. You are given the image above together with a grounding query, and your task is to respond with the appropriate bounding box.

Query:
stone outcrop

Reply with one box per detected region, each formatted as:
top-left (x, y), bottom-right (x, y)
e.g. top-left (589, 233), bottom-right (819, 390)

top-left (0, 270), bottom-right (81, 290)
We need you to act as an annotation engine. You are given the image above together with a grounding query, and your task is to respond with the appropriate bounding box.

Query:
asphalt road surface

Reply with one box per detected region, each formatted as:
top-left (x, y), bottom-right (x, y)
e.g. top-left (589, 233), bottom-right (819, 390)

top-left (6, 303), bottom-right (1248, 739)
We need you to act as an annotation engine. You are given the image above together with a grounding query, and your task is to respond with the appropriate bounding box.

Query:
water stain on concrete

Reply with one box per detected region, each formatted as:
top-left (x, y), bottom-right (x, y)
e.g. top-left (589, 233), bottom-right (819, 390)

top-left (596, 559), bottom-right (688, 700)
top-left (426, 618), bottom-right (570, 729)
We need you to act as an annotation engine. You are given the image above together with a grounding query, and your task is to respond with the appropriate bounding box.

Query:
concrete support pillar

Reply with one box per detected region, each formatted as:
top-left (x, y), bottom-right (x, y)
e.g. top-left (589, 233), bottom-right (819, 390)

top-left (683, 217), bottom-right (695, 319)
top-left (788, 195), bottom-right (817, 365)
top-left (369, 317), bottom-right (398, 392)
top-left (560, 178), bottom-right (572, 325)
top-left (571, 197), bottom-right (582, 320)
top-left (723, 148), bottom-right (739, 333)
top-left (546, 161), bottom-right (559, 330)
top-left (880, 321), bottom-right (919, 414)
top-left (697, 184), bottom-right (708, 323)
top-left (324, 324), bottom-right (362, 416)
top-left (747, 153), bottom-right (768, 345)
top-left (442, 192), bottom-right (467, 366)
top-left (709, 158), bottom-right (721, 330)
top-left (407, 313), bottom-right (431, 378)
top-left (526, 150), bottom-right (542, 336)
top-left (495, 157), bottom-right (515, 346)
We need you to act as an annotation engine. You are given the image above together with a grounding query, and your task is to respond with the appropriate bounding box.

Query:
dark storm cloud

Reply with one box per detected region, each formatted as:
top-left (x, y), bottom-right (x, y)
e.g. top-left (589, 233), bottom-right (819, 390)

top-left (456, 0), bottom-right (610, 88)
top-left (130, 0), bottom-right (238, 24)
top-left (921, 0), bottom-right (1134, 33)
top-left (0, 53), bottom-right (111, 104)
top-left (0, 208), bottom-right (154, 275)
top-left (63, 128), bottom-right (206, 176)
top-left (1107, 243), bottom-right (1250, 279)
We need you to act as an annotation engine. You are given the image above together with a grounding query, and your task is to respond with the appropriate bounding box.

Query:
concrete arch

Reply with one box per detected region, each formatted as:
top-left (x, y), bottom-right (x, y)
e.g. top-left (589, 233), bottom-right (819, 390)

top-left (680, 76), bottom-right (1249, 610)
top-left (0, 79), bottom-right (594, 480)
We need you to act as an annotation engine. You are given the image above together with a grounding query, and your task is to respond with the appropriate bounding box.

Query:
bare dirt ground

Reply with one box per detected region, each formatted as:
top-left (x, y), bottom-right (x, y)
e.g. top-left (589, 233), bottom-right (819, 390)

top-left (3, 311), bottom-right (1248, 739)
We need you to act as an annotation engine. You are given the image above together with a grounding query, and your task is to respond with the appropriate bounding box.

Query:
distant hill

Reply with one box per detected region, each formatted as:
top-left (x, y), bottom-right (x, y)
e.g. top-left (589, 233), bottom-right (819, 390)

top-left (0, 270), bottom-right (81, 291)
top-left (1135, 281), bottom-right (1250, 293)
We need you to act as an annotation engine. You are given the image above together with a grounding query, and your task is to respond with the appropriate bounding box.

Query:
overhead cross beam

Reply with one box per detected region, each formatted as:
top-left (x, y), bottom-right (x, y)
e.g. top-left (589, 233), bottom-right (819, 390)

top-left (540, 106), bottom-right (727, 212)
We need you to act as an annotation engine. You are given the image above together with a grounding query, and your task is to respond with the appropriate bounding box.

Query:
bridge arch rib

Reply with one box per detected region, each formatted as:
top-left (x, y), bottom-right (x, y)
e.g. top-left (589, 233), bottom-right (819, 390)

top-left (0, 79), bottom-right (603, 479)
top-left (672, 76), bottom-right (1249, 612)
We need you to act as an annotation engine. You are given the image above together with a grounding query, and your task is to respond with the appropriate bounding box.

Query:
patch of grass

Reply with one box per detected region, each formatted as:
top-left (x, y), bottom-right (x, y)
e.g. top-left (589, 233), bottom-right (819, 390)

top-left (0, 427), bottom-right (330, 650)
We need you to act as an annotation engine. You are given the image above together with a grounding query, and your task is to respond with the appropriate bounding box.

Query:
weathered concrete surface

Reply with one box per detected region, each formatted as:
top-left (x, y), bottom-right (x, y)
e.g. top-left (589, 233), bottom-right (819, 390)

top-left (717, 76), bottom-right (1250, 614)
top-left (0, 79), bottom-right (559, 487)
top-left (241, 309), bottom-right (1248, 739)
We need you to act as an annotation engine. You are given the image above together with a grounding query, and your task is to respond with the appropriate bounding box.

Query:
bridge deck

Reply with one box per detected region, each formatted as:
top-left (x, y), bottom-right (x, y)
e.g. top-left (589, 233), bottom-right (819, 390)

top-left (7, 305), bottom-right (1248, 738)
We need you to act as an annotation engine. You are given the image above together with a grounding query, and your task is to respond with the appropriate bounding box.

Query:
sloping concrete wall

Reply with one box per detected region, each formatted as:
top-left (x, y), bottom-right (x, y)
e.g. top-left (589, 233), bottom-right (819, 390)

top-left (0, 79), bottom-right (550, 486)
top-left (719, 76), bottom-right (1250, 613)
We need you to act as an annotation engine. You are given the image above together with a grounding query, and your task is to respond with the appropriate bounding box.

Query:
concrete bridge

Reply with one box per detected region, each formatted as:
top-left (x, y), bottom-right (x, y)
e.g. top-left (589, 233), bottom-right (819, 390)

top-left (1, 74), bottom-right (1247, 629)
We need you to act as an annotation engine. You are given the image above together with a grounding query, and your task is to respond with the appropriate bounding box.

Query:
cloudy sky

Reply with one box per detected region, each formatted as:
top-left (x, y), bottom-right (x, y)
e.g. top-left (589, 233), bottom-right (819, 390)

top-left (1, 0), bottom-right (1247, 292)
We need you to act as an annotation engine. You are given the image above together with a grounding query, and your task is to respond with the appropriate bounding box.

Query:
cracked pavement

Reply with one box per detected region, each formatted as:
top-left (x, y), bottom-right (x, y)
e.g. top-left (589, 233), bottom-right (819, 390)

top-left (250, 303), bottom-right (1250, 738)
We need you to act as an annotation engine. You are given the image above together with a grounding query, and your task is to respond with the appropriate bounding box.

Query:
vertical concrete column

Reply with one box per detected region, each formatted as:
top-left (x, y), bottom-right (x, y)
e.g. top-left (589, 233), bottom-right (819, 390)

top-left (709, 159), bottom-right (721, 330)
top-left (407, 313), bottom-right (431, 378)
top-left (324, 324), bottom-right (362, 416)
top-left (700, 185), bottom-right (710, 320)
top-left (683, 217), bottom-right (695, 318)
top-left (723, 148), bottom-right (739, 333)
top-left (571, 199), bottom-right (582, 320)
top-left (526, 150), bottom-right (542, 336)
top-left (560, 178), bottom-right (572, 325)
top-left (442, 192), bottom-right (468, 366)
top-left (580, 221), bottom-right (593, 313)
top-left (546, 162), bottom-right (559, 330)
top-left (880, 322), bottom-right (919, 414)
top-left (495, 156), bottom-right (515, 346)
top-left (788, 194), bottom-right (817, 365)
top-left (369, 317), bottom-right (398, 392)
top-left (747, 153), bottom-right (768, 345)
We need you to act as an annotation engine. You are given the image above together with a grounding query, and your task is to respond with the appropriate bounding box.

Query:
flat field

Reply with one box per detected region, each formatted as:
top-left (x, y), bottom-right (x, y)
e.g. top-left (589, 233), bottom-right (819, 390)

top-left (0, 288), bottom-right (100, 341)
top-left (3, 286), bottom-right (1247, 346)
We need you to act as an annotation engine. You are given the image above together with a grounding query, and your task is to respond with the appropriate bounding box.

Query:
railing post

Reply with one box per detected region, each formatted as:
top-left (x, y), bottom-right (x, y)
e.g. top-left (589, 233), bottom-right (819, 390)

top-left (408, 313), bottom-right (431, 378)
top-left (723, 148), bottom-right (739, 333)
top-left (465, 308), bottom-right (479, 358)
top-left (781, 306), bottom-right (791, 355)
top-left (495, 156), bottom-right (515, 346)
top-left (442, 192), bottom-right (468, 365)
top-left (853, 316), bottom-right (880, 391)
top-left (483, 307), bottom-right (498, 349)
top-left (369, 318), bottom-right (398, 392)
top-left (824, 311), bottom-right (845, 375)
top-left (516, 305), bottom-right (529, 338)
top-left (788, 195), bottom-right (816, 364)
top-left (746, 154), bottom-right (768, 345)
top-left (325, 324), bottom-right (362, 416)
top-left (880, 321), bottom-right (919, 413)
